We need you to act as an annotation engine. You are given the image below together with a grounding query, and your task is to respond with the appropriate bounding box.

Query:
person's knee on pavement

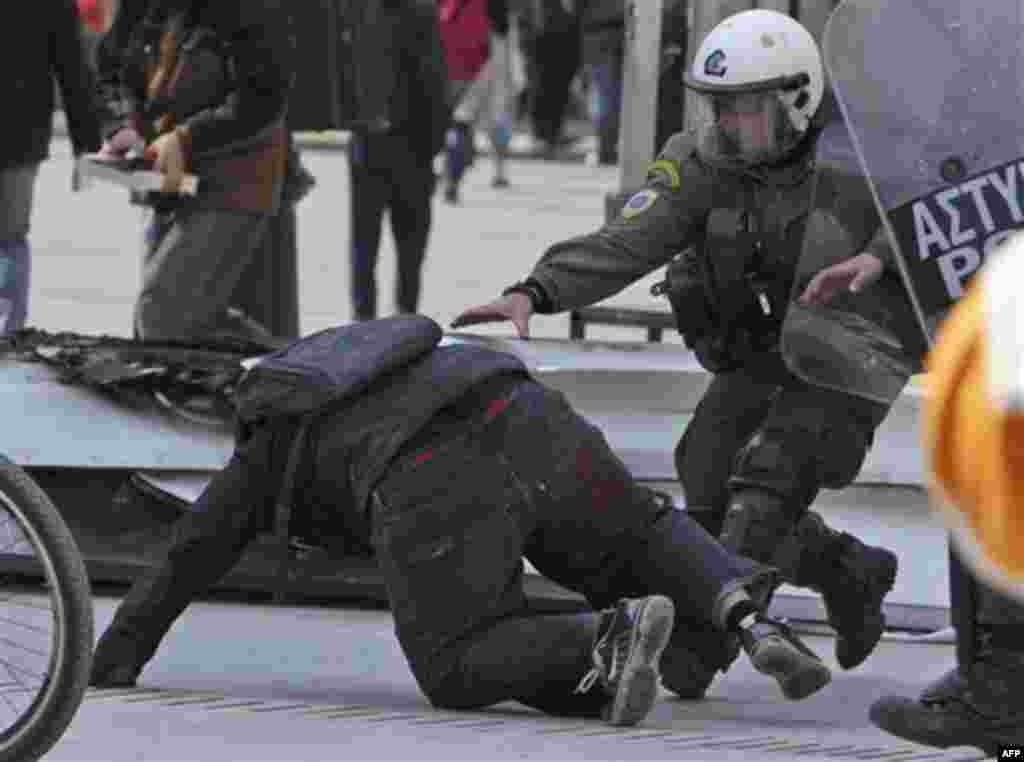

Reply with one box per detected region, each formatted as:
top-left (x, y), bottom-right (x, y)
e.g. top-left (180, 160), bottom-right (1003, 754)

top-left (418, 667), bottom-right (483, 711)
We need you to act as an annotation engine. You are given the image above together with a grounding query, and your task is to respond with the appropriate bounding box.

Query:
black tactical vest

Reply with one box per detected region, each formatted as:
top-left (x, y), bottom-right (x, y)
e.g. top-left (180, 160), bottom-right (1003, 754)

top-left (660, 149), bottom-right (814, 373)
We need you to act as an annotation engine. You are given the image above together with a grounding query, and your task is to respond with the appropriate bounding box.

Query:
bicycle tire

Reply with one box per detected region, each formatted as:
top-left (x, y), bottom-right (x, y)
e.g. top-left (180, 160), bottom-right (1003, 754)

top-left (0, 457), bottom-right (93, 762)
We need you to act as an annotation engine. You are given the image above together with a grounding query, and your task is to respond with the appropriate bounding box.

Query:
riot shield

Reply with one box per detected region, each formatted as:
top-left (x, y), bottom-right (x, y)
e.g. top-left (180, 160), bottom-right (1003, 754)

top-left (783, 0), bottom-right (1024, 404)
top-left (784, 0), bottom-right (1024, 600)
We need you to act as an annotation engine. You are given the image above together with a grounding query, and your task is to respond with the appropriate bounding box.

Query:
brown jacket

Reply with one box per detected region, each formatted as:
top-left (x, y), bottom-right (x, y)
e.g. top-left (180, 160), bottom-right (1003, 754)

top-left (99, 1), bottom-right (293, 214)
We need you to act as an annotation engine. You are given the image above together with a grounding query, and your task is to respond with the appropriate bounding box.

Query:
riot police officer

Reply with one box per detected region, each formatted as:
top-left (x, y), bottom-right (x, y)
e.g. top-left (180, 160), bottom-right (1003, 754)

top-left (453, 9), bottom-right (899, 699)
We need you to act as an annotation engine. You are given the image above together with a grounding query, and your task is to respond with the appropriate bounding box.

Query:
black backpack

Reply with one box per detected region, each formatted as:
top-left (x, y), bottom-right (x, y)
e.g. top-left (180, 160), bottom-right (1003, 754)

top-left (232, 314), bottom-right (442, 600)
top-left (233, 314), bottom-right (442, 424)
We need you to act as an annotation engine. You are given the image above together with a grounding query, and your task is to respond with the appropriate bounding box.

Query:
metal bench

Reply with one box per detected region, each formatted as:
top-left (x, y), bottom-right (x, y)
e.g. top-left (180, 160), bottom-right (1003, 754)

top-left (568, 306), bottom-right (676, 342)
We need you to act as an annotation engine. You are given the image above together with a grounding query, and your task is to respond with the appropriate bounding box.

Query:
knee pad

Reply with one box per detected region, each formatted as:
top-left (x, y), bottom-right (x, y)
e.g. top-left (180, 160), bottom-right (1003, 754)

top-left (729, 426), bottom-right (820, 506)
top-left (718, 489), bottom-right (797, 564)
top-left (817, 421), bottom-right (873, 489)
top-left (729, 416), bottom-right (874, 502)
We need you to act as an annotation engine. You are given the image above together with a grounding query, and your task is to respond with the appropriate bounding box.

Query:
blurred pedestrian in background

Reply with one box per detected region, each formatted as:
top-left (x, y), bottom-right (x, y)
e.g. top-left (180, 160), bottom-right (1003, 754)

top-left (578, 0), bottom-right (687, 166)
top-left (95, 0), bottom-right (294, 346)
top-left (514, 0), bottom-right (581, 154)
top-left (440, 0), bottom-right (515, 203)
top-left (346, 0), bottom-right (449, 321)
top-left (1, 0), bottom-right (102, 335)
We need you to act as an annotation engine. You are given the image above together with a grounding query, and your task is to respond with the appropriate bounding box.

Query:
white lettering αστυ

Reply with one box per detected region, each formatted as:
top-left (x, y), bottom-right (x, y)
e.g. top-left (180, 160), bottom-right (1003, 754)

top-left (913, 163), bottom-right (1024, 261)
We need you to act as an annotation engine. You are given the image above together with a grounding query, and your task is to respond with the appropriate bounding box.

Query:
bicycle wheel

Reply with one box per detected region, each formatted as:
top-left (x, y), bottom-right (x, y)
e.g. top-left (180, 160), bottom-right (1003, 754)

top-left (0, 457), bottom-right (93, 762)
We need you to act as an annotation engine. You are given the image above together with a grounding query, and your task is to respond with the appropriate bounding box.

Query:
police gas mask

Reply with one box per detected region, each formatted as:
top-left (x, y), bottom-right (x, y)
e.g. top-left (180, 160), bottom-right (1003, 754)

top-left (684, 9), bottom-right (824, 169)
top-left (692, 89), bottom-right (807, 168)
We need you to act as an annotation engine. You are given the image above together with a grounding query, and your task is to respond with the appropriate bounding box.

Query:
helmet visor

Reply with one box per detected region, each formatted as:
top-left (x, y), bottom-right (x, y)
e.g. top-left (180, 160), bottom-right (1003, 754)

top-left (693, 90), bottom-right (801, 167)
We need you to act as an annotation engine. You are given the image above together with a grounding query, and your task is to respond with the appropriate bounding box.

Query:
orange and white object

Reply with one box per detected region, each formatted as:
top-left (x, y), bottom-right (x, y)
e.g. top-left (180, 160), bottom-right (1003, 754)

top-left (925, 231), bottom-right (1024, 597)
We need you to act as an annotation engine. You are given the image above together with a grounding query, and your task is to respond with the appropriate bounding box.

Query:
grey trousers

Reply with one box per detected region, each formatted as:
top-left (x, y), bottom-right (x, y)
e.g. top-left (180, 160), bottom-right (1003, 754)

top-left (136, 207), bottom-right (269, 342)
top-left (0, 164), bottom-right (40, 334)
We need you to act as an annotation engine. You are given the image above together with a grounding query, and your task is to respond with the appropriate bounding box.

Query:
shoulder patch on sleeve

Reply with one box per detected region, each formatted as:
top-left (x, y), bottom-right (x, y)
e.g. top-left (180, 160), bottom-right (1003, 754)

top-left (621, 189), bottom-right (660, 219)
top-left (647, 159), bottom-right (682, 191)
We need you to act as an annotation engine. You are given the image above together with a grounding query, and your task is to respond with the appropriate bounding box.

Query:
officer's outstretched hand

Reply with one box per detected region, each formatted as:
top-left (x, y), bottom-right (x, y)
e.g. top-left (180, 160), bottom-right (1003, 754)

top-left (451, 293), bottom-right (534, 339)
top-left (799, 253), bottom-right (884, 305)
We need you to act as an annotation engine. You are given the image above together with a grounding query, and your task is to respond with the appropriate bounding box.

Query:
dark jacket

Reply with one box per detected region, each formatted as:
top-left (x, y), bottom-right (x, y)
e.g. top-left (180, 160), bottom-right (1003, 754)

top-left (209, 343), bottom-right (527, 555)
top-left (0, 0), bottom-right (102, 171)
top-left (289, 0), bottom-right (449, 161)
top-left (307, 344), bottom-right (528, 545)
top-left (488, 0), bottom-right (510, 36)
top-left (354, 0), bottom-right (450, 161)
top-left (97, 0), bottom-right (295, 213)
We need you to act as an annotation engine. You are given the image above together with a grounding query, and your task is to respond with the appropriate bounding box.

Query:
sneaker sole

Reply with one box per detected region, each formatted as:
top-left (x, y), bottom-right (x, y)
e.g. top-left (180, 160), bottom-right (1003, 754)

top-left (750, 637), bottom-right (832, 701)
top-left (606, 596), bottom-right (675, 726)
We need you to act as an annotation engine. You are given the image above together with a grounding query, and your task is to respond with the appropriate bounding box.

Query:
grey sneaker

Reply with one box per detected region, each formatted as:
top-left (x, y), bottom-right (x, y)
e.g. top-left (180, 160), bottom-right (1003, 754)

top-left (576, 596), bottom-right (675, 726)
top-left (739, 614), bottom-right (832, 701)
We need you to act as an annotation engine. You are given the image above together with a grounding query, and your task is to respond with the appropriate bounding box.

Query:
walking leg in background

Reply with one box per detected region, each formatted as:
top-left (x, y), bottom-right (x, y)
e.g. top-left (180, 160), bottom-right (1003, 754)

top-left (348, 135), bottom-right (389, 321)
top-left (488, 32), bottom-right (514, 188)
top-left (390, 147), bottom-right (435, 316)
top-left (0, 164), bottom-right (40, 334)
top-left (443, 119), bottom-right (475, 205)
top-left (586, 56), bottom-right (623, 166)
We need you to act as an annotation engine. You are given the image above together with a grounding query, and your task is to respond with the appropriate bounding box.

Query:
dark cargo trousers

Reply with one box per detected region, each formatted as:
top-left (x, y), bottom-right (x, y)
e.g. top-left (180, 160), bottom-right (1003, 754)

top-left (371, 380), bottom-right (766, 716)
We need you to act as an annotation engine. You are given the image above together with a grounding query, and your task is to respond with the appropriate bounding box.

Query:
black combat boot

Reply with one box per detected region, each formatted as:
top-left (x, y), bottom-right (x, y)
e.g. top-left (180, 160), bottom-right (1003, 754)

top-left (870, 633), bottom-right (1024, 755)
top-left (786, 512), bottom-right (898, 669)
top-left (575, 596), bottom-right (675, 726)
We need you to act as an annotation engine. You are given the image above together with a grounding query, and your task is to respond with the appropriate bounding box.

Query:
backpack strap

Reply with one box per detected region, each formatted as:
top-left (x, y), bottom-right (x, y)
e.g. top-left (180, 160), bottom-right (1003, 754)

top-left (272, 418), bottom-right (312, 604)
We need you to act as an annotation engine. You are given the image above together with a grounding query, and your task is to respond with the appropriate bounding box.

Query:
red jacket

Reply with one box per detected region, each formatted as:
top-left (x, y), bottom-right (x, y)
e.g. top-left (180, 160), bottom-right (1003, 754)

top-left (438, 0), bottom-right (490, 81)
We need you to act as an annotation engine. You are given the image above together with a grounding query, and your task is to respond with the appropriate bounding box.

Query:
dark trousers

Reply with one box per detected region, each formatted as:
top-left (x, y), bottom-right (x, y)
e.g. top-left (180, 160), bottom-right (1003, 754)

top-left (372, 380), bottom-right (763, 716)
top-left (950, 544), bottom-right (1024, 666)
top-left (230, 204), bottom-right (300, 339)
top-left (674, 353), bottom-right (891, 536)
top-left (348, 133), bottom-right (435, 320)
top-left (523, 22), bottom-right (581, 145)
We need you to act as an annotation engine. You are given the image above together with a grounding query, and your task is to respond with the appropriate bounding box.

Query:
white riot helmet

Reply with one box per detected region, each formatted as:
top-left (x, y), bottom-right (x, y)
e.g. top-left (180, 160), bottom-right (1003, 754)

top-left (684, 9), bottom-right (824, 168)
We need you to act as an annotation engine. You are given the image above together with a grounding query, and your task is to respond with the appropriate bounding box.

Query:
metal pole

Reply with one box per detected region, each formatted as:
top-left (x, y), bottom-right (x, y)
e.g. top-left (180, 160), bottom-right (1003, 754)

top-left (617, 0), bottom-right (665, 193)
top-left (794, 0), bottom-right (836, 43)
